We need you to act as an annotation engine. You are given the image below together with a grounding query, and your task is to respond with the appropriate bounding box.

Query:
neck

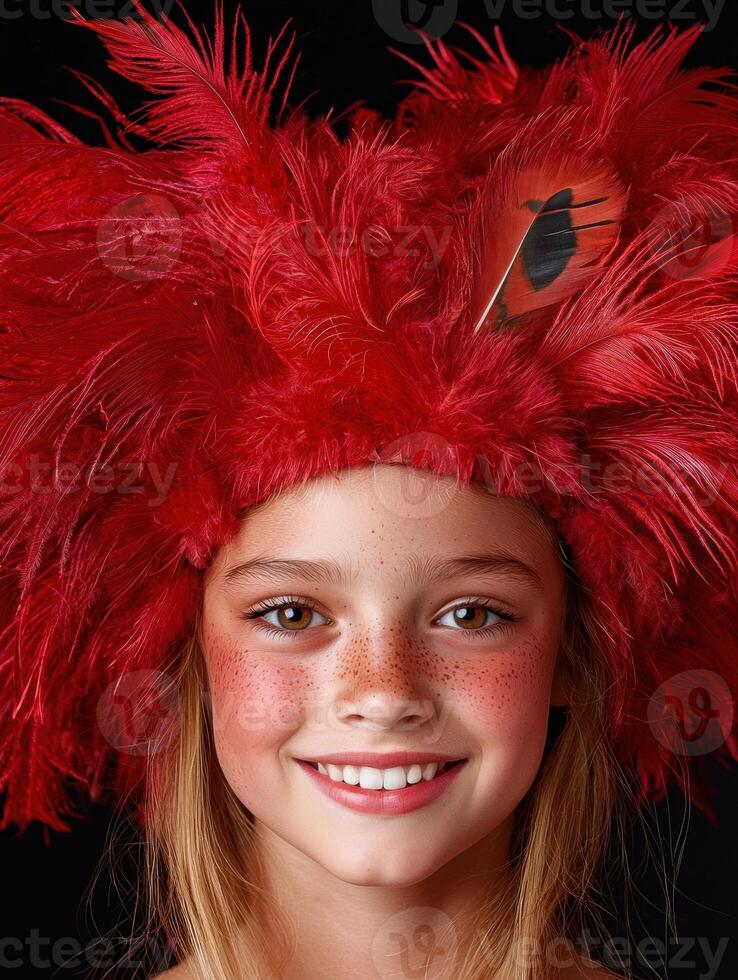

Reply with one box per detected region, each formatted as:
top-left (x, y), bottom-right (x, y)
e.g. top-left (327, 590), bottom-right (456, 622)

top-left (245, 814), bottom-right (517, 980)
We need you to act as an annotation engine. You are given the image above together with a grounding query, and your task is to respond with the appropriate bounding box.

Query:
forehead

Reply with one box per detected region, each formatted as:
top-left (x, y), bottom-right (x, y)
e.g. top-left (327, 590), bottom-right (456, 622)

top-left (210, 465), bottom-right (562, 584)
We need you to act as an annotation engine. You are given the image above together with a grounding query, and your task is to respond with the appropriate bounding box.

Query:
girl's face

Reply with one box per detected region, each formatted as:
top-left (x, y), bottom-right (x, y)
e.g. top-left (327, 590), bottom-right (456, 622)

top-left (201, 464), bottom-right (567, 887)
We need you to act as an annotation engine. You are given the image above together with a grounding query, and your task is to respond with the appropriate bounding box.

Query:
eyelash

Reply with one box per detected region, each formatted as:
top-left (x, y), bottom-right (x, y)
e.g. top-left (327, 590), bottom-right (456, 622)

top-left (240, 595), bottom-right (520, 640)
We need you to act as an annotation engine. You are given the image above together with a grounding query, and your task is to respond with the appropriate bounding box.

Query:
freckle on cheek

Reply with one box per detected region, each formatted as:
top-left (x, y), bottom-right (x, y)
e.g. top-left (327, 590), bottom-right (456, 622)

top-left (204, 614), bottom-right (550, 733)
top-left (205, 650), bottom-right (314, 747)
top-left (424, 641), bottom-right (545, 718)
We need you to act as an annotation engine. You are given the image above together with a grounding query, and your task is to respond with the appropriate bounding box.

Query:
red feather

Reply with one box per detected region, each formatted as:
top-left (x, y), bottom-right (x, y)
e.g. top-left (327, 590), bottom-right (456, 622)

top-left (0, 9), bottom-right (736, 835)
top-left (65, 0), bottom-right (300, 149)
top-left (469, 132), bottom-right (627, 332)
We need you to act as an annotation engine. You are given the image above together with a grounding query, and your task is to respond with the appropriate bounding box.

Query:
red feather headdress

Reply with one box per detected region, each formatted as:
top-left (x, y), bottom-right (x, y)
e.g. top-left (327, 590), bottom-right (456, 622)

top-left (1, 1), bottom-right (737, 835)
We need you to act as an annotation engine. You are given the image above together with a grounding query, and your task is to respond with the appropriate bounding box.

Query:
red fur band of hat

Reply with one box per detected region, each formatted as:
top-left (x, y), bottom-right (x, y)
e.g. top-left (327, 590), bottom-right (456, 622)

top-left (0, 0), bottom-right (737, 834)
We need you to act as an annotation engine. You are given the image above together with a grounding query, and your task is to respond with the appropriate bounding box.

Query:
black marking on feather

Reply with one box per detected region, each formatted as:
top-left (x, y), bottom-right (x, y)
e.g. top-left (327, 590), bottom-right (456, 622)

top-left (549, 219), bottom-right (615, 234)
top-left (540, 195), bottom-right (608, 213)
top-left (522, 188), bottom-right (577, 291)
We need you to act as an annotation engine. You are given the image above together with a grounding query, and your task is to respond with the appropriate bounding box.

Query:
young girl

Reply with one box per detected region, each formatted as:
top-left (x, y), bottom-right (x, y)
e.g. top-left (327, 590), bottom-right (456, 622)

top-left (1, 4), bottom-right (736, 979)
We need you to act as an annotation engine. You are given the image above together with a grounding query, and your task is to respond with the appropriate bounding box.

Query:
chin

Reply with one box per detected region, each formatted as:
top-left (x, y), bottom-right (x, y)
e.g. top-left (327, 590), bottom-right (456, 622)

top-left (319, 845), bottom-right (444, 888)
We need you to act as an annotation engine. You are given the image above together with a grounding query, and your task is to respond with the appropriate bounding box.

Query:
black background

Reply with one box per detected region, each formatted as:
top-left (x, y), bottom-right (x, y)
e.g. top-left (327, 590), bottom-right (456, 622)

top-left (0, 1), bottom-right (737, 977)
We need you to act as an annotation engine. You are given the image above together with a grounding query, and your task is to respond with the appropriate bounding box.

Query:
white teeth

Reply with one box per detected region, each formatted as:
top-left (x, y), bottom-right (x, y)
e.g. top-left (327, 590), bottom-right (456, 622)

top-left (342, 765), bottom-right (361, 785)
top-left (311, 760), bottom-right (449, 789)
top-left (382, 767), bottom-right (406, 790)
top-left (326, 764), bottom-right (343, 782)
top-left (406, 764), bottom-right (423, 784)
top-left (359, 767), bottom-right (383, 789)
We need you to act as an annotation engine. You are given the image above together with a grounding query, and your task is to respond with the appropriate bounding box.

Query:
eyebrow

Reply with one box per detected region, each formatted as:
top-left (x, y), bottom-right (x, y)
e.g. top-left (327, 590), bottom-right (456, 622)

top-left (222, 555), bottom-right (355, 589)
top-left (221, 552), bottom-right (543, 592)
top-left (407, 554), bottom-right (543, 591)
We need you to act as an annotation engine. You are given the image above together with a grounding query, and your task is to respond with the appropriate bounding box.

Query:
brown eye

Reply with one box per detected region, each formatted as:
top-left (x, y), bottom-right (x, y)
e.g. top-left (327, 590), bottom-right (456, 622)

top-left (247, 601), bottom-right (331, 634)
top-left (451, 606), bottom-right (488, 630)
top-left (276, 605), bottom-right (313, 630)
top-left (435, 603), bottom-right (512, 633)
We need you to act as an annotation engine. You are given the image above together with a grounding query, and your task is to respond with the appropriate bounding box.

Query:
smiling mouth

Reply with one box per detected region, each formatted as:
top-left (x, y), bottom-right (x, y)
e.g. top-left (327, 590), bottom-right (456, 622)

top-left (301, 758), bottom-right (467, 790)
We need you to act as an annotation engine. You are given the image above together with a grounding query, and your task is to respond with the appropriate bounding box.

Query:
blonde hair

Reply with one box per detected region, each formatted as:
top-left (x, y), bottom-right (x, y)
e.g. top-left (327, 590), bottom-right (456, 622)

top-left (122, 574), bottom-right (643, 979)
top-left (98, 501), bottom-right (643, 980)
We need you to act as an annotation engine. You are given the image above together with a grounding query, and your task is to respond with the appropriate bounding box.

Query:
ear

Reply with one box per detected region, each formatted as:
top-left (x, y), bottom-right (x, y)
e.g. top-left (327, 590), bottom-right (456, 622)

top-left (470, 156), bottom-right (627, 333)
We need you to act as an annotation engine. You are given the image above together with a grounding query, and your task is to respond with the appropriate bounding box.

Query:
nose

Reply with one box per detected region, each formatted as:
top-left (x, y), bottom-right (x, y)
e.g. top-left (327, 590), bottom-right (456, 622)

top-left (332, 626), bottom-right (437, 732)
top-left (335, 691), bottom-right (436, 732)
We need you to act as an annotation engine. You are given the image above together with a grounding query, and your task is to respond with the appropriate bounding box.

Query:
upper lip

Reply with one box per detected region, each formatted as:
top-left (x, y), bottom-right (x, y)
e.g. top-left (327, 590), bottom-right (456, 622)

top-left (296, 751), bottom-right (466, 768)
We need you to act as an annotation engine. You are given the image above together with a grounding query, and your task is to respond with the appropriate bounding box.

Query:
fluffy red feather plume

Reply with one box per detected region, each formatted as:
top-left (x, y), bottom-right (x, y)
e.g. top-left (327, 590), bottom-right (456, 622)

top-left (66, 0), bottom-right (300, 149)
top-left (0, 8), bottom-right (736, 836)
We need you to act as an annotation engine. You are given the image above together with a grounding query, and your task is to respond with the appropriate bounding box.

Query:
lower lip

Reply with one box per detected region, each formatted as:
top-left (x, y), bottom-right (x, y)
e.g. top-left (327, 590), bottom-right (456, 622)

top-left (295, 760), bottom-right (467, 815)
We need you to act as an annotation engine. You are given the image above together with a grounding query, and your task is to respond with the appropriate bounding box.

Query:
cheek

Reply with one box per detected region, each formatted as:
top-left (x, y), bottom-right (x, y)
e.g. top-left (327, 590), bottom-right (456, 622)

top-left (434, 636), bottom-right (559, 816)
top-left (437, 634), bottom-right (557, 752)
top-left (202, 632), bottom-right (314, 796)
